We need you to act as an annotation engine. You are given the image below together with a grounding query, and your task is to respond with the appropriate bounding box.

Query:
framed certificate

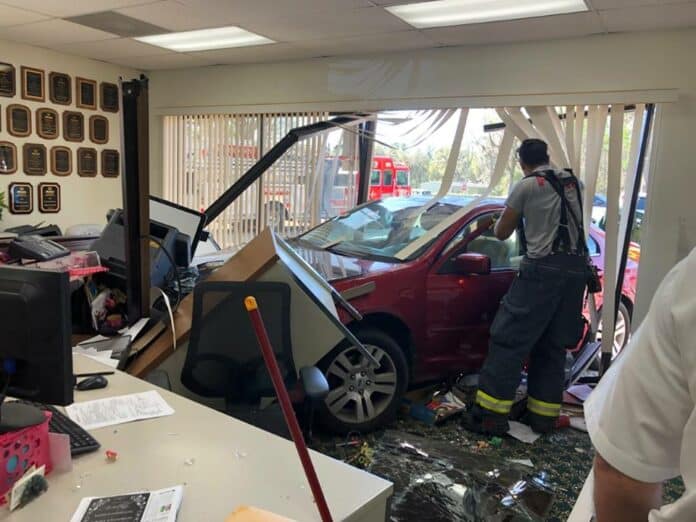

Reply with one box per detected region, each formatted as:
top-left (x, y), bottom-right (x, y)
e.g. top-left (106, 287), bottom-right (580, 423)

top-left (102, 149), bottom-right (120, 178)
top-left (21, 66), bottom-right (44, 102)
top-left (0, 63), bottom-right (15, 98)
top-left (7, 104), bottom-right (31, 137)
top-left (9, 183), bottom-right (33, 214)
top-left (0, 142), bottom-right (17, 175)
top-left (51, 146), bottom-right (72, 176)
top-left (77, 147), bottom-right (98, 177)
top-left (49, 72), bottom-right (71, 105)
top-left (63, 111), bottom-right (84, 142)
top-left (23, 143), bottom-right (47, 176)
top-left (76, 77), bottom-right (97, 110)
top-left (37, 108), bottom-right (59, 139)
top-left (100, 82), bottom-right (119, 112)
top-left (38, 183), bottom-right (61, 213)
top-left (89, 115), bottom-right (109, 144)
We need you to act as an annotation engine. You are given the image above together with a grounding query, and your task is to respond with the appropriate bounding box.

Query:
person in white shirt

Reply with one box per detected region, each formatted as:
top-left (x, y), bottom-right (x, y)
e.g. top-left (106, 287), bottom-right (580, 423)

top-left (585, 246), bottom-right (696, 521)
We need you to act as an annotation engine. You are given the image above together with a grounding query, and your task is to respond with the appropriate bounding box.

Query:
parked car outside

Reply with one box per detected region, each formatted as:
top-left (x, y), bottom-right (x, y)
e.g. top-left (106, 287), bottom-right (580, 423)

top-left (290, 195), bottom-right (638, 432)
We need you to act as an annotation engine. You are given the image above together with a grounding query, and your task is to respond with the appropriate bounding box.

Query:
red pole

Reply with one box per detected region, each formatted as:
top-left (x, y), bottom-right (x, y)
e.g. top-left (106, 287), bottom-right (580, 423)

top-left (244, 296), bottom-right (333, 522)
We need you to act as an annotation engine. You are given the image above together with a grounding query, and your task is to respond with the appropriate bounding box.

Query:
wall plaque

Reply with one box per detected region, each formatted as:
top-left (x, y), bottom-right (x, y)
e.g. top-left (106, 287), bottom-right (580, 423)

top-left (37, 108), bottom-right (59, 139)
top-left (102, 149), bottom-right (120, 178)
top-left (89, 115), bottom-right (109, 144)
top-left (51, 146), bottom-right (72, 176)
top-left (100, 82), bottom-right (119, 112)
top-left (7, 104), bottom-right (31, 137)
top-left (78, 147), bottom-right (97, 177)
top-left (0, 142), bottom-right (17, 175)
top-left (9, 183), bottom-right (33, 214)
top-left (0, 63), bottom-right (15, 97)
top-left (76, 77), bottom-right (97, 110)
top-left (38, 183), bottom-right (60, 213)
top-left (23, 143), bottom-right (47, 176)
top-left (21, 66), bottom-right (44, 102)
top-left (49, 72), bottom-right (71, 105)
top-left (63, 111), bottom-right (84, 142)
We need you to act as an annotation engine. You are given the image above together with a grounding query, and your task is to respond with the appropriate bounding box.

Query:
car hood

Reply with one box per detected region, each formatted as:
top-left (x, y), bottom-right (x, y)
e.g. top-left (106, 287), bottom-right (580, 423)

top-left (288, 241), bottom-right (396, 282)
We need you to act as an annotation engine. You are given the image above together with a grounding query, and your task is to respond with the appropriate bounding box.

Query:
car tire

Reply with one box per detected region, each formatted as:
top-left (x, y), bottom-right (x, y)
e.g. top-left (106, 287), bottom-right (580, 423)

top-left (595, 301), bottom-right (632, 364)
top-left (317, 328), bottom-right (408, 434)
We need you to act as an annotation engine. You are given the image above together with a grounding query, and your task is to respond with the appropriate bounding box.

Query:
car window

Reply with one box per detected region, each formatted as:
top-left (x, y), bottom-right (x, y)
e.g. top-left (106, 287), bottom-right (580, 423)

top-left (588, 235), bottom-right (600, 256)
top-left (383, 169), bottom-right (393, 186)
top-left (370, 170), bottom-right (380, 186)
top-left (396, 170), bottom-right (409, 186)
top-left (442, 213), bottom-right (521, 271)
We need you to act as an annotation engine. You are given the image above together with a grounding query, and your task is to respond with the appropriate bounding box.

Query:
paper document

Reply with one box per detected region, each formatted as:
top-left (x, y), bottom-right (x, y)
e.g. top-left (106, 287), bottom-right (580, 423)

top-left (65, 391), bottom-right (175, 430)
top-left (72, 347), bottom-right (119, 369)
top-left (77, 318), bottom-right (151, 346)
top-left (70, 485), bottom-right (183, 522)
top-left (507, 421), bottom-right (542, 444)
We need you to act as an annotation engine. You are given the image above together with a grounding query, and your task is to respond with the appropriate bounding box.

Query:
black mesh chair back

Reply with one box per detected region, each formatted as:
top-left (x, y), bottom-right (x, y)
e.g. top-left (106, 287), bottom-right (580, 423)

top-left (182, 281), bottom-right (295, 404)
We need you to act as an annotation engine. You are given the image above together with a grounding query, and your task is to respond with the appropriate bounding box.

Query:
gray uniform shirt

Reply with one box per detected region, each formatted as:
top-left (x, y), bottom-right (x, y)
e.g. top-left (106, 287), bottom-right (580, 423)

top-left (505, 165), bottom-right (583, 259)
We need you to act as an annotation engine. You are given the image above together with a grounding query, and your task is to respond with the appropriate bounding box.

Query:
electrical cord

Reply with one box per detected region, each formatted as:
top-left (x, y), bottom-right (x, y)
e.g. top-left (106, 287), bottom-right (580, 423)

top-left (146, 235), bottom-right (182, 312)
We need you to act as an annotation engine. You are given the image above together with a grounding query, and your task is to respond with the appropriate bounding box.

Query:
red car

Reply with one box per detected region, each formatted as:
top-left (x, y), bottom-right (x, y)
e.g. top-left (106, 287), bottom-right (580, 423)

top-left (291, 195), bottom-right (638, 432)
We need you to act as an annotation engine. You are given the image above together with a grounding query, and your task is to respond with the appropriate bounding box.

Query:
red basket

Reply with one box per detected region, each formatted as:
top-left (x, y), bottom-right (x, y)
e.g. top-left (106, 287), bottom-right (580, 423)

top-left (0, 412), bottom-right (52, 504)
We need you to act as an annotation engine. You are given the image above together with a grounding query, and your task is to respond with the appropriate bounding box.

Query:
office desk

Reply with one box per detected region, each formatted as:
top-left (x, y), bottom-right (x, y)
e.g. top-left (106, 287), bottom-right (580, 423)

top-left (1, 355), bottom-right (393, 521)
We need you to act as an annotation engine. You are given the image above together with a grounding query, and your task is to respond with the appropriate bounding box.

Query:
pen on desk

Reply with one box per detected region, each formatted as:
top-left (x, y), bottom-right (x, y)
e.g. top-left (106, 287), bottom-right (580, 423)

top-left (74, 371), bottom-right (115, 378)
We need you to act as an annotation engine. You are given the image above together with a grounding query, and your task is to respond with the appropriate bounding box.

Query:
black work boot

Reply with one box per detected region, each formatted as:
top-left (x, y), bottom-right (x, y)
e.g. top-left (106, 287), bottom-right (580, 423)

top-left (460, 405), bottom-right (509, 436)
top-left (526, 412), bottom-right (557, 434)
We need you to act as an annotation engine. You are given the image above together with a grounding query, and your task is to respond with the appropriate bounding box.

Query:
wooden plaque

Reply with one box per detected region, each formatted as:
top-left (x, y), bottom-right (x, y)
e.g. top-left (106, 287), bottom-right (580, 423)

top-left (21, 66), bottom-right (44, 102)
top-left (0, 141), bottom-right (17, 175)
top-left (102, 149), bottom-right (120, 178)
top-left (89, 115), bottom-right (109, 144)
top-left (78, 147), bottom-right (98, 177)
top-left (38, 182), bottom-right (60, 213)
top-left (8, 182), bottom-right (33, 214)
top-left (51, 146), bottom-right (72, 176)
top-left (23, 143), bottom-right (47, 176)
top-left (100, 82), bottom-right (119, 112)
top-left (37, 108), bottom-right (59, 139)
top-left (0, 63), bottom-right (15, 97)
top-left (63, 111), bottom-right (84, 142)
top-left (49, 72), bottom-right (71, 105)
top-left (7, 104), bottom-right (31, 137)
top-left (76, 77), bottom-right (97, 110)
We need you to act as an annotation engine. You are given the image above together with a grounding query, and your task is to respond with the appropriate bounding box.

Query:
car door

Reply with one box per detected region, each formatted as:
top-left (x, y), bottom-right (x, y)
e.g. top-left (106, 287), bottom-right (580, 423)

top-left (424, 212), bottom-right (520, 376)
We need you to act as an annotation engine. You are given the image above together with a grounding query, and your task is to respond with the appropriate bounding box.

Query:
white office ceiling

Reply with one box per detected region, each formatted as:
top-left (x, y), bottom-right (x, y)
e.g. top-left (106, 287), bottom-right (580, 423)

top-left (0, 0), bottom-right (695, 70)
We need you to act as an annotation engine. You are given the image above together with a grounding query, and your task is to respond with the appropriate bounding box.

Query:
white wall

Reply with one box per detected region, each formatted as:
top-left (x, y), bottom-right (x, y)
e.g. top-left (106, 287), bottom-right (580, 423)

top-left (0, 39), bottom-right (138, 232)
top-left (148, 29), bottom-right (696, 323)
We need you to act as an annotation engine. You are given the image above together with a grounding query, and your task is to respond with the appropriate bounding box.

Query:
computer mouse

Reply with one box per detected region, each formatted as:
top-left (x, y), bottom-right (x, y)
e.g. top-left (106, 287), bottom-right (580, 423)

top-left (76, 375), bottom-right (108, 391)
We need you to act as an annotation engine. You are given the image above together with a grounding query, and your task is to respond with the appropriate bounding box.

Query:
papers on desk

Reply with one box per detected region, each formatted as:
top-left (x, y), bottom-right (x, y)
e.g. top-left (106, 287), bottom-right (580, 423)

top-left (78, 318), bottom-right (151, 346)
top-left (70, 485), bottom-right (183, 522)
top-left (72, 347), bottom-right (119, 369)
top-left (65, 391), bottom-right (175, 431)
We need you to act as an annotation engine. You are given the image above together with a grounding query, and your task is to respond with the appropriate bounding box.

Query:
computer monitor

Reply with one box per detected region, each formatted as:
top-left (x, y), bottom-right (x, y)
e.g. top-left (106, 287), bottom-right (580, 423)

top-left (149, 196), bottom-right (206, 257)
top-left (0, 266), bottom-right (73, 433)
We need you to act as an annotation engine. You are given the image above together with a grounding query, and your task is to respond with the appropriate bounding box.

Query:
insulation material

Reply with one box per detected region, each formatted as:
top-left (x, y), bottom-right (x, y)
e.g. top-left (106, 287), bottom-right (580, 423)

top-left (435, 108), bottom-right (469, 198)
top-left (581, 105), bottom-right (609, 230)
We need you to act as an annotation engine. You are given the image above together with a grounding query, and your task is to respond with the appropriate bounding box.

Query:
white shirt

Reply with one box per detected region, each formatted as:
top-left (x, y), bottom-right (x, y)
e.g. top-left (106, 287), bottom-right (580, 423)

top-left (585, 247), bottom-right (696, 521)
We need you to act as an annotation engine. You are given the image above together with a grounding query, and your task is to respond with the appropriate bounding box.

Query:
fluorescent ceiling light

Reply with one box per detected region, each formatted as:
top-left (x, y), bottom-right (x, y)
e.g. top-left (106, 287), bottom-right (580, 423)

top-left (386, 0), bottom-right (588, 29)
top-left (135, 26), bottom-right (274, 52)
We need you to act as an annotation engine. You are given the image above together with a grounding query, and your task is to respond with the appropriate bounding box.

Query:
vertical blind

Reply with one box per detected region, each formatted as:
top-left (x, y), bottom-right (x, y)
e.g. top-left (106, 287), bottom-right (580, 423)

top-left (162, 112), bottom-right (339, 250)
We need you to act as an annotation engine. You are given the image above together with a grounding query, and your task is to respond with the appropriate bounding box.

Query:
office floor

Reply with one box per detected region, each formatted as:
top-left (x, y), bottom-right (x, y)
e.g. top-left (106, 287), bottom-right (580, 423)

top-left (311, 414), bottom-right (686, 521)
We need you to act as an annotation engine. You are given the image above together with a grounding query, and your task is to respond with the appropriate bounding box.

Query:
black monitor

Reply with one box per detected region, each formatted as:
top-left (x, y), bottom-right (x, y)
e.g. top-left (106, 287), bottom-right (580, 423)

top-left (0, 266), bottom-right (73, 433)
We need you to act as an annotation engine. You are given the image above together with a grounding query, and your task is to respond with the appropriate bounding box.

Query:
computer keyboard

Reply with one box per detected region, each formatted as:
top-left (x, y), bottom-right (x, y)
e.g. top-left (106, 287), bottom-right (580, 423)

top-left (11, 400), bottom-right (100, 456)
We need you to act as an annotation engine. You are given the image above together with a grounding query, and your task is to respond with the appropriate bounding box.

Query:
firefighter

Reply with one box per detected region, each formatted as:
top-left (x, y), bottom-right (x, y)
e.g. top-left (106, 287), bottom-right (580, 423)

top-left (462, 138), bottom-right (589, 435)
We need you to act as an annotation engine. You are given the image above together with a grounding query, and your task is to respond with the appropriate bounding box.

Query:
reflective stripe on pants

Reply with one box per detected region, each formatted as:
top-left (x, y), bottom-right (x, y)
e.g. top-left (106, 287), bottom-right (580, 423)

top-left (528, 396), bottom-right (561, 417)
top-left (475, 390), bottom-right (513, 415)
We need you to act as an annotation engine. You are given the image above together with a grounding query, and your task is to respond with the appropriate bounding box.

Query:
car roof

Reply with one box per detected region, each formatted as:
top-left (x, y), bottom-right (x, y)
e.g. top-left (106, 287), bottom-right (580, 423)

top-left (402, 194), bottom-right (506, 207)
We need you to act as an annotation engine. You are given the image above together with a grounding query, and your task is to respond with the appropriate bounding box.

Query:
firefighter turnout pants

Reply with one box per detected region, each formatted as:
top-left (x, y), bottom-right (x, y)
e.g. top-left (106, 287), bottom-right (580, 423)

top-left (476, 254), bottom-right (587, 422)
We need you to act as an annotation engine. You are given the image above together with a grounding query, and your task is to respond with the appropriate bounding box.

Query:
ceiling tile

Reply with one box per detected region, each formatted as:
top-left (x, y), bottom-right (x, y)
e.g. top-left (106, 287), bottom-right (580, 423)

top-left (187, 43), bottom-right (310, 65)
top-left (425, 11), bottom-right (604, 46)
top-left (0, 0), bottom-right (155, 17)
top-left (107, 51), bottom-right (214, 70)
top-left (115, 1), bottom-right (237, 32)
top-left (295, 30), bottom-right (437, 57)
top-left (55, 38), bottom-right (171, 60)
top-left (0, 19), bottom-right (116, 46)
top-left (589, 0), bottom-right (693, 9)
top-left (600, 3), bottom-right (696, 32)
top-left (237, 6), bottom-right (412, 41)
top-left (177, 0), bottom-right (374, 16)
top-left (0, 4), bottom-right (50, 27)
top-left (367, 0), bottom-right (437, 4)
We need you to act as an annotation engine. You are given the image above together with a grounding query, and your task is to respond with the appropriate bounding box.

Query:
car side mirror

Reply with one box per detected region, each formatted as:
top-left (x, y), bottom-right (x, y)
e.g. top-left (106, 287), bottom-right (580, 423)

top-left (453, 253), bottom-right (491, 275)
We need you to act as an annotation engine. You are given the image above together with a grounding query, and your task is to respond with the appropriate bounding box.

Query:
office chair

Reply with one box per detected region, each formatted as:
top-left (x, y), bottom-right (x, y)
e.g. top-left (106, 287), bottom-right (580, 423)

top-left (182, 281), bottom-right (329, 439)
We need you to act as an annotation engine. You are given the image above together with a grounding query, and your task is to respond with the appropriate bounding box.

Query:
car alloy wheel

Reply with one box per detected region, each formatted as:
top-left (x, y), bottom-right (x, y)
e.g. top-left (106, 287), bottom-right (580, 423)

top-left (324, 344), bottom-right (398, 425)
top-left (597, 303), bottom-right (631, 359)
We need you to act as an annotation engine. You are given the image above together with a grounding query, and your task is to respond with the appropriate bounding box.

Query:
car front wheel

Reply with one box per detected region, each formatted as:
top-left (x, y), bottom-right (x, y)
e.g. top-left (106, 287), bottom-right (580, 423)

top-left (317, 328), bottom-right (408, 434)
top-left (596, 302), bottom-right (631, 360)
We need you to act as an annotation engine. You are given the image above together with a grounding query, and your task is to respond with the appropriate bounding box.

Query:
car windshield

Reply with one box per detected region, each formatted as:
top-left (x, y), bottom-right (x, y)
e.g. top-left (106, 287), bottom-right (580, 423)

top-left (298, 197), bottom-right (471, 261)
